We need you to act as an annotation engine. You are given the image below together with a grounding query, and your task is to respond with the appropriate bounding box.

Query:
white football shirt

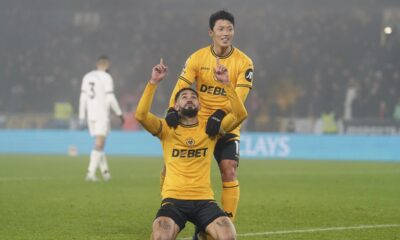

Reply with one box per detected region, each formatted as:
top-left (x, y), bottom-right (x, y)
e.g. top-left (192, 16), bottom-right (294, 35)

top-left (79, 70), bottom-right (122, 121)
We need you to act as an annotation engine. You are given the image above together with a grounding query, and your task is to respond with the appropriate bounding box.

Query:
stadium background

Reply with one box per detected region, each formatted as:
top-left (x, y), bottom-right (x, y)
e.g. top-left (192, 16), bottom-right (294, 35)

top-left (1, 0), bottom-right (400, 239)
top-left (1, 0), bottom-right (400, 133)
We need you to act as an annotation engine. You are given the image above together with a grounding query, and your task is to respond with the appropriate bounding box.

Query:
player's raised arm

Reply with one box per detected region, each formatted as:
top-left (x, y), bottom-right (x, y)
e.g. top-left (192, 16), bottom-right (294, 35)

top-left (135, 59), bottom-right (168, 136)
top-left (213, 58), bottom-right (247, 133)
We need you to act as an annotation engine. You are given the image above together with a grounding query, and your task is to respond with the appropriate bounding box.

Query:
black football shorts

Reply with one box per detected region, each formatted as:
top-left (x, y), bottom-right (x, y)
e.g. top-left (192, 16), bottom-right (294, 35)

top-left (155, 198), bottom-right (227, 232)
top-left (214, 133), bottom-right (240, 163)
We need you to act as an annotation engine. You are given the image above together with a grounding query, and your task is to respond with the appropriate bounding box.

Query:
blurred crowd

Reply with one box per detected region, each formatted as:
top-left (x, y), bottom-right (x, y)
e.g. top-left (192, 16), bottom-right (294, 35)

top-left (1, 0), bottom-right (399, 131)
top-left (243, 4), bottom-right (400, 131)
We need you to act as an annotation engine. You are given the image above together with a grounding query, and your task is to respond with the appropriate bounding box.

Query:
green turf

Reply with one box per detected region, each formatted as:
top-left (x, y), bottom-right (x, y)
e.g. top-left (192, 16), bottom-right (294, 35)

top-left (0, 155), bottom-right (399, 239)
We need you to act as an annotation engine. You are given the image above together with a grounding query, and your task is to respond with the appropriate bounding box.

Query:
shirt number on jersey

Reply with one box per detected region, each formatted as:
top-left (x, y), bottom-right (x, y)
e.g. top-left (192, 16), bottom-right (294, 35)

top-left (89, 82), bottom-right (96, 99)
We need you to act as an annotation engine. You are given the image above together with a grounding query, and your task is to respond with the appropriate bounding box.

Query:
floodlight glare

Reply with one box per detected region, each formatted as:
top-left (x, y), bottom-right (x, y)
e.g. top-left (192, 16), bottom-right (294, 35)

top-left (384, 26), bottom-right (392, 35)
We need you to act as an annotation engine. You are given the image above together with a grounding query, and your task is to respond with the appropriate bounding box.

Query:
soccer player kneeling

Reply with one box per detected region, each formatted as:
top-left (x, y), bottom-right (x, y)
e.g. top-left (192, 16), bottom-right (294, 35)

top-left (135, 58), bottom-right (247, 240)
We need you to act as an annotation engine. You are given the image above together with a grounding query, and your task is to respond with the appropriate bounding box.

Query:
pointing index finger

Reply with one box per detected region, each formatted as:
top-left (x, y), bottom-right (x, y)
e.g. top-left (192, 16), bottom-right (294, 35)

top-left (216, 57), bottom-right (220, 66)
top-left (160, 58), bottom-right (164, 66)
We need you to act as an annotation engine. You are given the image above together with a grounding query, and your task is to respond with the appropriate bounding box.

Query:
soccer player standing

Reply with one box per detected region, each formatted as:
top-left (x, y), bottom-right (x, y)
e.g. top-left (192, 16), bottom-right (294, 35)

top-left (79, 56), bottom-right (124, 182)
top-left (165, 10), bottom-right (254, 223)
top-left (136, 59), bottom-right (247, 240)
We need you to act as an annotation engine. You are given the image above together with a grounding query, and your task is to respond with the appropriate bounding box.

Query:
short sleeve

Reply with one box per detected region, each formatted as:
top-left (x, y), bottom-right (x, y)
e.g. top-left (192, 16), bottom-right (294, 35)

top-left (104, 74), bottom-right (114, 93)
top-left (81, 75), bottom-right (89, 92)
top-left (179, 55), bottom-right (197, 85)
top-left (236, 57), bottom-right (254, 89)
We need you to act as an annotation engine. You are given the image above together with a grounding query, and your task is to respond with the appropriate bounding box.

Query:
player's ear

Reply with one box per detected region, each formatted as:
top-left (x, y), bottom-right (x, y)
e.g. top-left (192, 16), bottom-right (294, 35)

top-left (174, 102), bottom-right (180, 111)
top-left (208, 29), bottom-right (214, 38)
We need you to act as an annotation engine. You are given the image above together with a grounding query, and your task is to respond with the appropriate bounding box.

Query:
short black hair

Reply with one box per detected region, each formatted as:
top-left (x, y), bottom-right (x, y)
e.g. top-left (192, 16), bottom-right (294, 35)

top-left (97, 55), bottom-right (109, 61)
top-left (174, 88), bottom-right (198, 102)
top-left (209, 10), bottom-right (235, 30)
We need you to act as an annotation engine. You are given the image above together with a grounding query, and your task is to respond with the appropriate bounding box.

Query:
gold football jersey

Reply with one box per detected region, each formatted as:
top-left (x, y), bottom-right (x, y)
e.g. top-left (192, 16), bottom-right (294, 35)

top-left (169, 45), bottom-right (254, 137)
top-left (136, 82), bottom-right (247, 200)
top-left (157, 120), bottom-right (217, 200)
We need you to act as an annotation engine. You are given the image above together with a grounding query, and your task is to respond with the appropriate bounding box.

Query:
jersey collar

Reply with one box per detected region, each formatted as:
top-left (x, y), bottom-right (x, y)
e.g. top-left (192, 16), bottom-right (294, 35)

top-left (210, 45), bottom-right (234, 59)
top-left (178, 122), bottom-right (199, 128)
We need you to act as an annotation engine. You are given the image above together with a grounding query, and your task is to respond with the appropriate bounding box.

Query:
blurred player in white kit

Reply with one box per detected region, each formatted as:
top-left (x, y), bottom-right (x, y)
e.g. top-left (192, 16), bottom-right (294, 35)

top-left (79, 56), bottom-right (124, 182)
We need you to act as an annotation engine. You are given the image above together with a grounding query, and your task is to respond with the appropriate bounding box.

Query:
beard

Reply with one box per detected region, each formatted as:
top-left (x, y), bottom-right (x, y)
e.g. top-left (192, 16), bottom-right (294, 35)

top-left (181, 106), bottom-right (198, 118)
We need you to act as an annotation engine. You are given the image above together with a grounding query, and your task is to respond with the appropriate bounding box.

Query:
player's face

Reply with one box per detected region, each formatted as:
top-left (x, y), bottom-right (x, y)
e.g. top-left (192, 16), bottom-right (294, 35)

top-left (97, 60), bottom-right (110, 72)
top-left (209, 19), bottom-right (234, 48)
top-left (175, 90), bottom-right (200, 117)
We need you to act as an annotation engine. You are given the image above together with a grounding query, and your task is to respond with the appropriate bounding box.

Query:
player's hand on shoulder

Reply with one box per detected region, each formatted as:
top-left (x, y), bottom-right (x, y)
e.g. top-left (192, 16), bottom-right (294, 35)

top-left (206, 109), bottom-right (226, 137)
top-left (165, 107), bottom-right (179, 128)
top-left (150, 58), bottom-right (168, 84)
top-left (214, 57), bottom-right (229, 85)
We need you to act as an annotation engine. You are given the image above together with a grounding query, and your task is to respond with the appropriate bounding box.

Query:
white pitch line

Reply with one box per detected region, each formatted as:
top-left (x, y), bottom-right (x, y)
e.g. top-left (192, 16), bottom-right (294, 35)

top-left (178, 224), bottom-right (400, 239)
top-left (239, 224), bottom-right (400, 237)
top-left (0, 174), bottom-right (159, 182)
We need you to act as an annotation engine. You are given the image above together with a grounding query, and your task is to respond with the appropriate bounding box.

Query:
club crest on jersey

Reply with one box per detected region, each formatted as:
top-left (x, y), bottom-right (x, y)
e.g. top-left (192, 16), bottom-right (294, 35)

top-left (245, 68), bottom-right (254, 82)
top-left (186, 137), bottom-right (195, 147)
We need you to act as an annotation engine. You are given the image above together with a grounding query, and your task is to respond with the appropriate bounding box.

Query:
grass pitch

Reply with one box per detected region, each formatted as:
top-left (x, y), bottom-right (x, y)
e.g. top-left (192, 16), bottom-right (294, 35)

top-left (0, 155), bottom-right (399, 239)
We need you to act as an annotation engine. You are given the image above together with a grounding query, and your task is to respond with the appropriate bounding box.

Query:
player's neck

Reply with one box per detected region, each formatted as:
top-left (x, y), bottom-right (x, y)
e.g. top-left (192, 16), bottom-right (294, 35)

top-left (212, 45), bottom-right (232, 57)
top-left (179, 116), bottom-right (198, 126)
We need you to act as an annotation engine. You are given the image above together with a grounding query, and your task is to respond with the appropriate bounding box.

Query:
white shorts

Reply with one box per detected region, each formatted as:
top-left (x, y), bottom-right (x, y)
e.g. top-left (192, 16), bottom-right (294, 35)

top-left (88, 120), bottom-right (110, 136)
